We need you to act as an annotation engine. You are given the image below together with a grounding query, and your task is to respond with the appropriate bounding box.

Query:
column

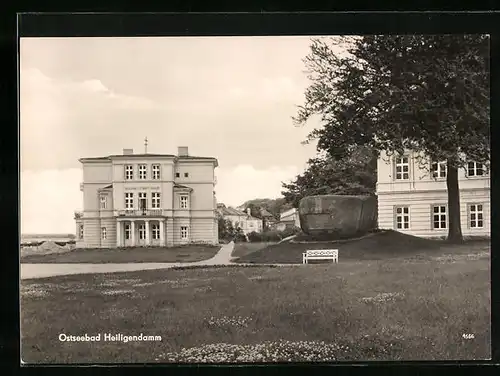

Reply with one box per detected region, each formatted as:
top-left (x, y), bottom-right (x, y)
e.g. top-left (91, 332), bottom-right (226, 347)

top-left (131, 220), bottom-right (136, 247)
top-left (166, 217), bottom-right (174, 247)
top-left (145, 220), bottom-right (150, 246)
top-left (159, 219), bottom-right (165, 247)
top-left (116, 220), bottom-right (121, 247)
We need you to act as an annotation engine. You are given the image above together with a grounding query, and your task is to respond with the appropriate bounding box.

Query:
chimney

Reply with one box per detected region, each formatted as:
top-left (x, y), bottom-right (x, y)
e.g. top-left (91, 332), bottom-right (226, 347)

top-left (247, 208), bottom-right (251, 216)
top-left (123, 148), bottom-right (134, 155)
top-left (178, 146), bottom-right (189, 157)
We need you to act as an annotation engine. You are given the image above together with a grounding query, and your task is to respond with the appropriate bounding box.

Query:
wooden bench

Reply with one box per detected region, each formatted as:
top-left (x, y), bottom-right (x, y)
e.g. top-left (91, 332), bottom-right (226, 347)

top-left (302, 249), bottom-right (338, 264)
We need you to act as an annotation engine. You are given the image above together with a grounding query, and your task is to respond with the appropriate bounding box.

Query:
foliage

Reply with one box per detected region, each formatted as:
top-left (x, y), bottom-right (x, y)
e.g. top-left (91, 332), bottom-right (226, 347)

top-left (282, 145), bottom-right (377, 208)
top-left (247, 231), bottom-right (263, 243)
top-left (240, 198), bottom-right (293, 221)
top-left (218, 217), bottom-right (235, 241)
top-left (234, 228), bottom-right (248, 243)
top-left (294, 35), bottom-right (490, 242)
top-left (279, 226), bottom-right (302, 239)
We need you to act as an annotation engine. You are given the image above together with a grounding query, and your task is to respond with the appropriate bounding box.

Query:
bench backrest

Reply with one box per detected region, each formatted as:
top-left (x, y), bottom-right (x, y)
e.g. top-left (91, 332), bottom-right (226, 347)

top-left (306, 249), bottom-right (338, 256)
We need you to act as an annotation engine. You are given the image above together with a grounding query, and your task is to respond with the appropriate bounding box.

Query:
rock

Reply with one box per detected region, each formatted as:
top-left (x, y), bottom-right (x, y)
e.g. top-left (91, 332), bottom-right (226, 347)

top-left (299, 195), bottom-right (378, 238)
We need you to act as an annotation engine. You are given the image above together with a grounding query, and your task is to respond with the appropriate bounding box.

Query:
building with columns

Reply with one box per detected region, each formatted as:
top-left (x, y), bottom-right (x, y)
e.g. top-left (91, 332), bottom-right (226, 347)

top-left (74, 146), bottom-right (219, 248)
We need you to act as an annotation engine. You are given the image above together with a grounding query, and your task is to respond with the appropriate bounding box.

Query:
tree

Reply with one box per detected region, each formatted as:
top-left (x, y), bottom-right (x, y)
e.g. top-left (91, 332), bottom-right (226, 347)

top-left (241, 198), bottom-right (294, 219)
top-left (218, 217), bottom-right (235, 241)
top-left (295, 35), bottom-right (489, 243)
top-left (281, 144), bottom-right (377, 208)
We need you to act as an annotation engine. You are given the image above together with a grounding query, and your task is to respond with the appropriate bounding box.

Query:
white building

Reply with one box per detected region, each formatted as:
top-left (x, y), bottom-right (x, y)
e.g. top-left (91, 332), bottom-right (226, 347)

top-left (376, 150), bottom-right (490, 238)
top-left (217, 206), bottom-right (263, 234)
top-left (75, 146), bottom-right (219, 248)
top-left (279, 208), bottom-right (300, 228)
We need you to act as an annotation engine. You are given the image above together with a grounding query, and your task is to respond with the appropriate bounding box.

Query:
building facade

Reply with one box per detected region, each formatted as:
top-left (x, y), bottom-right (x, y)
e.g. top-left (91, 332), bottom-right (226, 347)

top-left (376, 150), bottom-right (490, 238)
top-left (75, 147), bottom-right (219, 248)
top-left (279, 208), bottom-right (301, 229)
top-left (217, 206), bottom-right (263, 234)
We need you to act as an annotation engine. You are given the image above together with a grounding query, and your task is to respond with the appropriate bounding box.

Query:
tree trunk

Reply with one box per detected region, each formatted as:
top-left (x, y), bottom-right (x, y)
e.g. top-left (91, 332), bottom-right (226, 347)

top-left (446, 160), bottom-right (464, 243)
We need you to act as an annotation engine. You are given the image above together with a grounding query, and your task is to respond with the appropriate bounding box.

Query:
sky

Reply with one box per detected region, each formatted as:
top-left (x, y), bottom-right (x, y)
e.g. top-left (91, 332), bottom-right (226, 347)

top-left (20, 36), bottom-right (325, 234)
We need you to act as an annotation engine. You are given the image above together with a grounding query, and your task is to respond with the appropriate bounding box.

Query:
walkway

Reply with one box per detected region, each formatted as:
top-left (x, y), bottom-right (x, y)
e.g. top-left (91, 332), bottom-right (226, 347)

top-left (21, 242), bottom-right (238, 280)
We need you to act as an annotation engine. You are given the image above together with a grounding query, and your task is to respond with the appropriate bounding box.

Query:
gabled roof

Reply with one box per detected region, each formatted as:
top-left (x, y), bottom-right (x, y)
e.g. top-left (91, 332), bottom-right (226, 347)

top-left (218, 207), bottom-right (261, 221)
top-left (260, 208), bottom-right (274, 217)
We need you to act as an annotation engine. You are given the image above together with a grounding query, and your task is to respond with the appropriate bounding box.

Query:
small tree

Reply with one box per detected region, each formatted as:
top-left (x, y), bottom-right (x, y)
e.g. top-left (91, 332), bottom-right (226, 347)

top-left (218, 217), bottom-right (235, 241)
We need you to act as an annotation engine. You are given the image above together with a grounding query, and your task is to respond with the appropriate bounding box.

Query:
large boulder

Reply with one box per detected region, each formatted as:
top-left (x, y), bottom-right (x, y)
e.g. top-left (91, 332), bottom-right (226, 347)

top-left (299, 195), bottom-right (378, 238)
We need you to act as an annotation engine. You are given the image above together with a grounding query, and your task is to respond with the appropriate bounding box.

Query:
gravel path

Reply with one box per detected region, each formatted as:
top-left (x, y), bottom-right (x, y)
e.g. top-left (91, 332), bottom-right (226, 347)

top-left (21, 242), bottom-right (237, 280)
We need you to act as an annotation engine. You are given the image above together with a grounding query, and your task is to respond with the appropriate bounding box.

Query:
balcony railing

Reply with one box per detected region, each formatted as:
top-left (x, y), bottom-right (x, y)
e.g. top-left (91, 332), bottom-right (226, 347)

top-left (116, 209), bottom-right (164, 217)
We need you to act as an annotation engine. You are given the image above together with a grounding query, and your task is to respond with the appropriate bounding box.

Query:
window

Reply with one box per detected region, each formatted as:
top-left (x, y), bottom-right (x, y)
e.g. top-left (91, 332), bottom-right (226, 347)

top-left (184, 172), bottom-right (189, 177)
top-left (152, 224), bottom-right (160, 239)
top-left (152, 192), bottom-right (161, 209)
top-left (431, 161), bottom-right (447, 179)
top-left (432, 205), bottom-right (447, 229)
top-left (125, 165), bottom-right (133, 180)
top-left (394, 206), bottom-right (410, 229)
top-left (79, 225), bottom-right (84, 239)
top-left (100, 195), bottom-right (107, 209)
top-left (152, 164), bottom-right (161, 180)
top-left (138, 192), bottom-right (147, 210)
top-left (394, 156), bottom-right (409, 180)
top-left (139, 224), bottom-right (146, 240)
top-left (175, 172), bottom-right (180, 178)
top-left (469, 204), bottom-right (484, 228)
top-left (138, 164), bottom-right (147, 179)
top-left (180, 226), bottom-right (189, 240)
top-left (125, 224), bottom-right (131, 240)
top-left (125, 192), bottom-right (134, 209)
top-left (101, 227), bottom-right (107, 240)
top-left (180, 195), bottom-right (189, 209)
top-left (467, 162), bottom-right (488, 177)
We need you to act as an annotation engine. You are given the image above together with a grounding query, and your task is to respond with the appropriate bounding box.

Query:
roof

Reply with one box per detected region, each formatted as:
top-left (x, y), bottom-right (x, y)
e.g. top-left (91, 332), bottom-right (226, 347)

top-left (260, 208), bottom-right (274, 217)
top-left (218, 207), bottom-right (261, 220)
top-left (79, 154), bottom-right (218, 167)
top-left (174, 184), bottom-right (193, 190)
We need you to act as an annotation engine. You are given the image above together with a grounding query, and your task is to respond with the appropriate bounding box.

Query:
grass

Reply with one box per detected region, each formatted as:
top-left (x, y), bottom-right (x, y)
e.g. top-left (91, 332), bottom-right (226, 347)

top-left (20, 245), bottom-right (221, 264)
top-left (235, 230), bottom-right (489, 264)
top-left (20, 241), bottom-right (490, 363)
top-left (231, 242), bottom-right (278, 258)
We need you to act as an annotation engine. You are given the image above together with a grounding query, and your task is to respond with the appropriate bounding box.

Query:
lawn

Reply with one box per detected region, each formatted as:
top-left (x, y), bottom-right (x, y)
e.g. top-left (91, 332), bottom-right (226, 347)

top-left (21, 241), bottom-right (490, 363)
top-left (231, 242), bottom-right (278, 259)
top-left (235, 230), bottom-right (489, 264)
top-left (20, 245), bottom-right (221, 264)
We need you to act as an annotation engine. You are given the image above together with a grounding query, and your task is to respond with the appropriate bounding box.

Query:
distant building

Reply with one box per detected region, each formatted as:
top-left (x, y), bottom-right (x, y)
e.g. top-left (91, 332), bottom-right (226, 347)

top-left (376, 150), bottom-right (490, 238)
top-left (259, 208), bottom-right (277, 229)
top-left (277, 208), bottom-right (301, 230)
top-left (217, 206), bottom-right (263, 234)
top-left (75, 145), bottom-right (219, 248)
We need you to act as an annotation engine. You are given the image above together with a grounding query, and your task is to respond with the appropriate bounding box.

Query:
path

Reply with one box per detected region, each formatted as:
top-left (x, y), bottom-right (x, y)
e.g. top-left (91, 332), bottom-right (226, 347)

top-left (21, 242), bottom-right (237, 280)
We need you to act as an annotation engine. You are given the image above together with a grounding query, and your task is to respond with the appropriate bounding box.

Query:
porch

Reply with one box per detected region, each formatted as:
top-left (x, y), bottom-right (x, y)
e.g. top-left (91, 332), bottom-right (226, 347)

top-left (117, 218), bottom-right (166, 247)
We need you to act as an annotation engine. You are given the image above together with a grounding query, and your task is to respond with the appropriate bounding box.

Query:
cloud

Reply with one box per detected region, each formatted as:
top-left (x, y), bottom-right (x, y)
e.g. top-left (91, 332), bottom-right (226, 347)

top-left (21, 168), bottom-right (82, 234)
top-left (215, 164), bottom-right (301, 207)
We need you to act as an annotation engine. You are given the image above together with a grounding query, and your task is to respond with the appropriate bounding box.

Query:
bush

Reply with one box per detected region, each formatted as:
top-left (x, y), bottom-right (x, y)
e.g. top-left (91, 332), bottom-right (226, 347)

top-left (247, 231), bottom-right (263, 243)
top-left (260, 231), bottom-right (282, 242)
top-left (279, 226), bottom-right (302, 238)
top-left (234, 232), bottom-right (248, 243)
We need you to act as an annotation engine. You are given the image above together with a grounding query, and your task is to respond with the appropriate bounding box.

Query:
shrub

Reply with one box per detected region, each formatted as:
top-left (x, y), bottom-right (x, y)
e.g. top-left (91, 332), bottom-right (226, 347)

top-left (247, 231), bottom-right (263, 243)
top-left (234, 232), bottom-right (248, 243)
top-left (279, 226), bottom-right (302, 238)
top-left (261, 231), bottom-right (282, 242)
